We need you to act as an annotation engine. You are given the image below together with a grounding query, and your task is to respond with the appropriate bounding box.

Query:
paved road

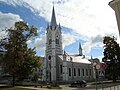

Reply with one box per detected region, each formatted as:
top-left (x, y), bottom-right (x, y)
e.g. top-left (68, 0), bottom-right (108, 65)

top-left (1, 81), bottom-right (120, 90)
top-left (19, 84), bottom-right (120, 90)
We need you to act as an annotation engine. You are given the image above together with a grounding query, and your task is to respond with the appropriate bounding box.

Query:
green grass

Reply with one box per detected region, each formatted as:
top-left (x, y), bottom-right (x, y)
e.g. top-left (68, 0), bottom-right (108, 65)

top-left (0, 87), bottom-right (35, 90)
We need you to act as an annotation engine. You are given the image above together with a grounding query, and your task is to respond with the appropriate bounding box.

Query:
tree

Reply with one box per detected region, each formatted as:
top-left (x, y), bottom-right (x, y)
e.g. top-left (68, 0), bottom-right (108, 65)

top-left (0, 21), bottom-right (41, 86)
top-left (102, 36), bottom-right (120, 82)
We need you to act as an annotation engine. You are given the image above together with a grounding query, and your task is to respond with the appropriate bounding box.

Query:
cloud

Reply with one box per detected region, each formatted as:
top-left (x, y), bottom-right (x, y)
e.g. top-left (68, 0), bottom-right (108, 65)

top-left (0, 0), bottom-right (119, 57)
top-left (34, 35), bottom-right (46, 53)
top-left (0, 12), bottom-right (21, 38)
top-left (83, 35), bottom-right (103, 54)
top-left (62, 32), bottom-right (79, 49)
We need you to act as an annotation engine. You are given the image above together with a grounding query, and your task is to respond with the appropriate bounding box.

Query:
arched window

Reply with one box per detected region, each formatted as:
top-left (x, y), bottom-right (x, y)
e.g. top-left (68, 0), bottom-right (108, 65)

top-left (60, 65), bottom-right (62, 74)
top-left (49, 39), bottom-right (51, 44)
top-left (74, 68), bottom-right (76, 76)
top-left (69, 68), bottom-right (71, 76)
top-left (89, 69), bottom-right (91, 76)
top-left (78, 68), bottom-right (80, 76)
top-left (82, 69), bottom-right (84, 76)
top-left (56, 39), bottom-right (59, 44)
top-left (86, 69), bottom-right (88, 76)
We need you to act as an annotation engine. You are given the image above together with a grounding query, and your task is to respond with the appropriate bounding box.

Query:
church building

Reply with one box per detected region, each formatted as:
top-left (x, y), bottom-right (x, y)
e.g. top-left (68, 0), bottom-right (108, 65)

top-left (43, 6), bottom-right (94, 83)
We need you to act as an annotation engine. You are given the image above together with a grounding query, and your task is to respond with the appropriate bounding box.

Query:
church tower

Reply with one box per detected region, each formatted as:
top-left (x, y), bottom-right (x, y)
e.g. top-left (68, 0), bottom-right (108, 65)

top-left (43, 6), bottom-right (63, 82)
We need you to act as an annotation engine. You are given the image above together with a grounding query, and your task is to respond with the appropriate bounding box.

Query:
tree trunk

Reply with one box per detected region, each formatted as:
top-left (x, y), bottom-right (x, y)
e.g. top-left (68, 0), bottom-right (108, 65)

top-left (112, 63), bottom-right (116, 82)
top-left (12, 74), bottom-right (15, 87)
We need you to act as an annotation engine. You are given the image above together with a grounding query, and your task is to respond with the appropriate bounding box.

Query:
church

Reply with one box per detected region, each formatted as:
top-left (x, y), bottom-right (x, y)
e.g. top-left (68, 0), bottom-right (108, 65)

top-left (42, 6), bottom-right (94, 83)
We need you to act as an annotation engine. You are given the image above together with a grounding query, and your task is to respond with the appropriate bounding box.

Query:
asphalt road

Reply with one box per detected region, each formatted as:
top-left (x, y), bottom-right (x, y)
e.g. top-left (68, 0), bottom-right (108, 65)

top-left (1, 81), bottom-right (120, 90)
top-left (18, 84), bottom-right (120, 90)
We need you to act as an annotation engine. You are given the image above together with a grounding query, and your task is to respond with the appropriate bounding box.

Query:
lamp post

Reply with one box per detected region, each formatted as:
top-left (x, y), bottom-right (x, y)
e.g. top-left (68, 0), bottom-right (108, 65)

top-left (93, 63), bottom-right (100, 90)
top-left (71, 57), bottom-right (73, 82)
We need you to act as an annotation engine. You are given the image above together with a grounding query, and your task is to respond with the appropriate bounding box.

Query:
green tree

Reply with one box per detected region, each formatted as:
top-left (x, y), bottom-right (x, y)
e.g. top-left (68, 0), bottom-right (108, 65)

top-left (102, 36), bottom-right (120, 82)
top-left (0, 21), bottom-right (41, 86)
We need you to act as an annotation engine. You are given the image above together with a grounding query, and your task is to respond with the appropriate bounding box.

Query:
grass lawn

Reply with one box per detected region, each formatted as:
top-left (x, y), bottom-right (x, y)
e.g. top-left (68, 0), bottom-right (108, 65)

top-left (0, 87), bottom-right (35, 90)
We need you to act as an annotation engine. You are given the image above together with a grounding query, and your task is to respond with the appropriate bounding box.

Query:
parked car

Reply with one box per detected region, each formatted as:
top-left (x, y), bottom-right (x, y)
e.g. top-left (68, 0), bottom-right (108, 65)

top-left (70, 80), bottom-right (87, 87)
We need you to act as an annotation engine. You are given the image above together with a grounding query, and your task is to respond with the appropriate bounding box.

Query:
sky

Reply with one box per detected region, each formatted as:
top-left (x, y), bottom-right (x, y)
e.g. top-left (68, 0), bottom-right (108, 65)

top-left (0, 0), bottom-right (119, 60)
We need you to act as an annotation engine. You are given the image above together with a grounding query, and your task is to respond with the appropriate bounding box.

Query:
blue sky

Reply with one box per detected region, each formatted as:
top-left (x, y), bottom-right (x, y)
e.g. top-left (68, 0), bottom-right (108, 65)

top-left (0, 0), bottom-right (119, 60)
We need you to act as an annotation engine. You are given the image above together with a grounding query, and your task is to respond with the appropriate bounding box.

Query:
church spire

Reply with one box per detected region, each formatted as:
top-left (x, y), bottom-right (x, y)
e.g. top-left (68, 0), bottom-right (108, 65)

top-left (79, 42), bottom-right (82, 56)
top-left (50, 6), bottom-right (57, 26)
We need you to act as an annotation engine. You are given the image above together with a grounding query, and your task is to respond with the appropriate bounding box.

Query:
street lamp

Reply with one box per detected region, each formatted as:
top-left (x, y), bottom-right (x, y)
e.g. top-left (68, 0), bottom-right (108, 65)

top-left (70, 57), bottom-right (73, 82)
top-left (93, 62), bottom-right (100, 90)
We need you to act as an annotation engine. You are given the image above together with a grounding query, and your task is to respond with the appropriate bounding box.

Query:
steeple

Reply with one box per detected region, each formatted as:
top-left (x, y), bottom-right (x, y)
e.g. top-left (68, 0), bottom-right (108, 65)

top-left (50, 6), bottom-right (57, 26)
top-left (79, 42), bottom-right (82, 56)
top-left (59, 23), bottom-right (61, 28)
top-left (90, 55), bottom-right (93, 63)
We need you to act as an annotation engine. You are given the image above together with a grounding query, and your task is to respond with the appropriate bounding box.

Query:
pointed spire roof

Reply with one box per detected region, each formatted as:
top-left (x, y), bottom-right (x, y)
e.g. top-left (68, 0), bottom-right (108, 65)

top-left (91, 55), bottom-right (93, 59)
top-left (64, 50), bottom-right (66, 55)
top-left (59, 23), bottom-right (61, 28)
top-left (90, 55), bottom-right (93, 63)
top-left (59, 23), bottom-right (61, 31)
top-left (79, 42), bottom-right (82, 56)
top-left (79, 42), bottom-right (82, 49)
top-left (50, 6), bottom-right (57, 26)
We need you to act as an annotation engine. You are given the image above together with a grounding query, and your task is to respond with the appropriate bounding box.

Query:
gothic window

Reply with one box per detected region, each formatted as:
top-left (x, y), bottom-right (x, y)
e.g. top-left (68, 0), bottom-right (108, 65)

top-left (74, 68), bottom-right (76, 76)
top-left (56, 35), bottom-right (59, 44)
top-left (56, 39), bottom-right (59, 44)
top-left (86, 69), bottom-right (88, 76)
top-left (89, 69), bottom-right (91, 76)
top-left (69, 68), bottom-right (71, 76)
top-left (82, 69), bottom-right (84, 76)
top-left (78, 68), bottom-right (80, 76)
top-left (49, 39), bottom-right (51, 44)
top-left (60, 65), bottom-right (62, 74)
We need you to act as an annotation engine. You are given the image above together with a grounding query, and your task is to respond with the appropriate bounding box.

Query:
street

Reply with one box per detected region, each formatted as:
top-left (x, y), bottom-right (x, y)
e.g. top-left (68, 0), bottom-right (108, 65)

top-left (18, 83), bottom-right (120, 90)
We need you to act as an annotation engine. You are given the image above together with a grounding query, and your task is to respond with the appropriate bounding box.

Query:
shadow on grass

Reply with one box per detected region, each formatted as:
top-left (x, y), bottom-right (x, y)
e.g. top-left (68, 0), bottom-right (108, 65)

top-left (0, 85), bottom-right (35, 90)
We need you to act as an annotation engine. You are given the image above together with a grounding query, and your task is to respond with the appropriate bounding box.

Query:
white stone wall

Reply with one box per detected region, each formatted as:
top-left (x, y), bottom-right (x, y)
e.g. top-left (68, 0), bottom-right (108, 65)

top-left (66, 61), bottom-right (94, 81)
top-left (63, 61), bottom-right (68, 81)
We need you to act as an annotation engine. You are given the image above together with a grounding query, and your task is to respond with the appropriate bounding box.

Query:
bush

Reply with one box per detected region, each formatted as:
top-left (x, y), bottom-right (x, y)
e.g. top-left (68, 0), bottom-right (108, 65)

top-left (47, 84), bottom-right (62, 89)
top-left (51, 84), bottom-right (59, 87)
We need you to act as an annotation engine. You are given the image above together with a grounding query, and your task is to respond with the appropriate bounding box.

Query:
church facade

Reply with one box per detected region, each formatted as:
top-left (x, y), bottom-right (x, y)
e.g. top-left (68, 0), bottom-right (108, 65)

top-left (43, 6), bottom-right (94, 83)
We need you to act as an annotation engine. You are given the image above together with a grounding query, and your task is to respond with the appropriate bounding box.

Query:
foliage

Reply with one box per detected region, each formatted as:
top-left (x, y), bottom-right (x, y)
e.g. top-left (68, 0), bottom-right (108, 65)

top-left (31, 71), bottom-right (39, 82)
top-left (47, 84), bottom-right (62, 89)
top-left (0, 21), bottom-right (41, 84)
top-left (102, 36), bottom-right (120, 82)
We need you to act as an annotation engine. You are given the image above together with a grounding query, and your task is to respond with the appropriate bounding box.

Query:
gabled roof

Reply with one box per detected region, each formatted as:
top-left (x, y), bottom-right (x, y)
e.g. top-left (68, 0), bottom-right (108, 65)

top-left (57, 55), bottom-right (91, 64)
